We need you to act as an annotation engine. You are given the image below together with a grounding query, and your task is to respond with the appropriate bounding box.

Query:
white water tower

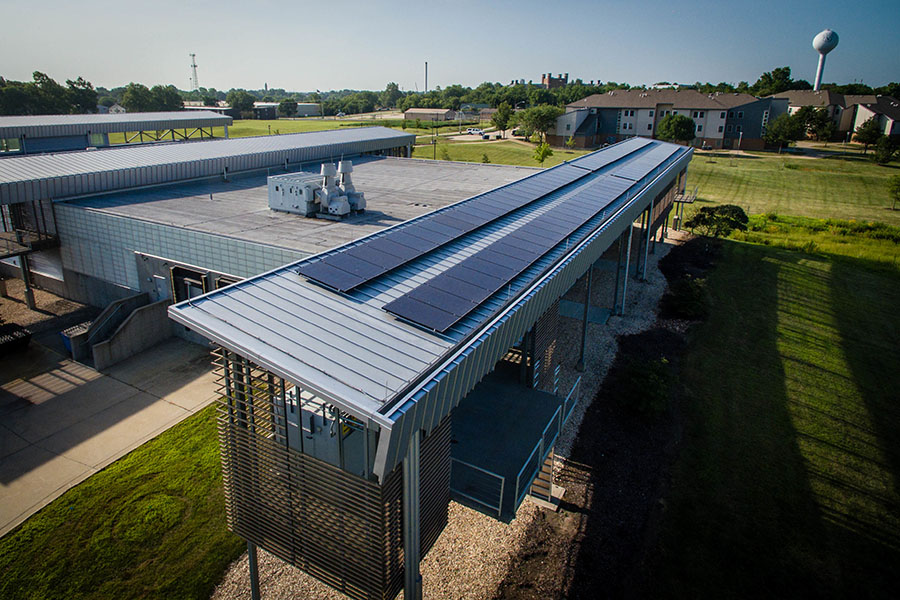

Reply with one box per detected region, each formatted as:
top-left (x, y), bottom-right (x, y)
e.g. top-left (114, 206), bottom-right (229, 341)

top-left (812, 29), bottom-right (839, 90)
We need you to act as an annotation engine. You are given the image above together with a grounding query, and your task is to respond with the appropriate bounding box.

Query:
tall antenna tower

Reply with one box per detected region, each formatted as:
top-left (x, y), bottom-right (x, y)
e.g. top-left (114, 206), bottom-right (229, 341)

top-left (189, 53), bottom-right (200, 91)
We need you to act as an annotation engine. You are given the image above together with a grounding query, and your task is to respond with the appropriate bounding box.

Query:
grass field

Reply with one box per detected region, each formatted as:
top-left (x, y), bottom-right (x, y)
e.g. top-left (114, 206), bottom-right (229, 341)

top-left (0, 405), bottom-right (242, 600)
top-left (411, 140), bottom-right (588, 167)
top-left (647, 230), bottom-right (900, 597)
top-left (689, 151), bottom-right (900, 225)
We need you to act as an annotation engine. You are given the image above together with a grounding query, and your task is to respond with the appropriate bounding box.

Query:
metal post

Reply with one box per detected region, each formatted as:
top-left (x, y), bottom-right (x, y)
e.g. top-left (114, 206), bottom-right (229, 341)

top-left (224, 125), bottom-right (229, 139)
top-left (248, 541), bottom-right (261, 600)
top-left (19, 254), bottom-right (36, 310)
top-left (612, 232), bottom-right (623, 314)
top-left (634, 210), bottom-right (645, 279)
top-left (642, 198), bottom-right (655, 281)
top-left (620, 225), bottom-right (633, 315)
top-left (403, 432), bottom-right (423, 600)
top-left (576, 266), bottom-right (592, 372)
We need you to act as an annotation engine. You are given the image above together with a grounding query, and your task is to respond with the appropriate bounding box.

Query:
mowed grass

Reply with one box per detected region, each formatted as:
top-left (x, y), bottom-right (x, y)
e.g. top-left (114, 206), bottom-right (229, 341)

top-left (648, 234), bottom-right (900, 597)
top-left (689, 152), bottom-right (900, 224)
top-left (411, 140), bottom-right (588, 167)
top-left (0, 405), bottom-right (243, 600)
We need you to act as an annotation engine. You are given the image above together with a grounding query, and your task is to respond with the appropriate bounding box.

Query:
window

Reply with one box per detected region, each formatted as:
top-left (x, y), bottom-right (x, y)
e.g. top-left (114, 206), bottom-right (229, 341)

top-left (647, 123), bottom-right (652, 130)
top-left (720, 112), bottom-right (726, 119)
top-left (718, 125), bottom-right (724, 133)
top-left (737, 111), bottom-right (744, 119)
top-left (699, 111), bottom-right (705, 118)
top-left (566, 123), bottom-right (571, 131)
top-left (728, 111), bottom-right (734, 118)
top-left (726, 125), bottom-right (733, 132)
top-left (692, 111), bottom-right (698, 118)
top-left (736, 125), bottom-right (742, 132)
top-left (649, 110), bottom-right (654, 117)
top-left (697, 124), bottom-right (703, 132)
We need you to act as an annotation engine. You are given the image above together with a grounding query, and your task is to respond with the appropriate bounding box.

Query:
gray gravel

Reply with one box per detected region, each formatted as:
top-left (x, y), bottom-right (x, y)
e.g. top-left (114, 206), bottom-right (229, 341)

top-left (211, 227), bottom-right (687, 600)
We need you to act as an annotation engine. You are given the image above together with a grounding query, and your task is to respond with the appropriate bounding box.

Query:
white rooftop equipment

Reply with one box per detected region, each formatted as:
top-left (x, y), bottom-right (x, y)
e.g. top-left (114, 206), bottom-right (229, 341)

top-left (812, 29), bottom-right (839, 91)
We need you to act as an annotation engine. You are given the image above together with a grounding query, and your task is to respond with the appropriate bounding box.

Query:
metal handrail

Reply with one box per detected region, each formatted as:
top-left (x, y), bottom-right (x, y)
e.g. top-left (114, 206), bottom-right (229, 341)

top-left (86, 304), bottom-right (124, 344)
top-left (450, 457), bottom-right (505, 518)
top-left (514, 404), bottom-right (562, 509)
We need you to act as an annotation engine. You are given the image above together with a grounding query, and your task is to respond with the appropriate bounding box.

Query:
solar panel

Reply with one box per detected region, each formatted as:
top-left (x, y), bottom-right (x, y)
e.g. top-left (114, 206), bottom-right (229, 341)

top-left (298, 163), bottom-right (591, 292)
top-left (612, 144), bottom-right (682, 181)
top-left (385, 173), bottom-right (638, 332)
top-left (568, 137), bottom-right (653, 172)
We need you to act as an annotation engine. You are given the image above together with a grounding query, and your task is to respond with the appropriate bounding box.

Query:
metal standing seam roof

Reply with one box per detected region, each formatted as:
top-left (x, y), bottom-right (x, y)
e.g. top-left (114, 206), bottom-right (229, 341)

top-left (0, 127), bottom-right (415, 205)
top-left (168, 138), bottom-right (692, 477)
top-left (0, 111), bottom-right (233, 139)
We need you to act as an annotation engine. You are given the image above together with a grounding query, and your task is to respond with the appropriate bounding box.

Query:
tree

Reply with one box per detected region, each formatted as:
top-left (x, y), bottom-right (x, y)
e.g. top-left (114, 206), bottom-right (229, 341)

top-left (657, 114), bottom-right (695, 144)
top-left (764, 113), bottom-right (804, 151)
top-left (481, 153), bottom-right (490, 164)
top-left (565, 135), bottom-right (576, 149)
top-left (121, 83), bottom-right (154, 112)
top-left (66, 77), bottom-right (97, 113)
top-left (380, 82), bottom-right (402, 108)
top-left (533, 142), bottom-right (553, 166)
top-left (751, 66), bottom-right (796, 96)
top-left (150, 85), bottom-right (183, 111)
top-left (855, 117), bottom-right (882, 154)
top-left (278, 99), bottom-right (298, 117)
top-left (202, 96), bottom-right (218, 107)
top-left (226, 90), bottom-right (255, 113)
top-left (518, 105), bottom-right (564, 143)
top-left (871, 136), bottom-right (897, 165)
top-left (810, 108), bottom-right (835, 142)
top-left (491, 102), bottom-right (512, 138)
top-left (685, 205), bottom-right (749, 237)
top-left (889, 175), bottom-right (900, 210)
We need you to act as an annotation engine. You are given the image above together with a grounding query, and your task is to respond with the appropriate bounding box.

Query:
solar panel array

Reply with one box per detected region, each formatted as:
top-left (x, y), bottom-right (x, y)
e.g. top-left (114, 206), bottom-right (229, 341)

top-left (383, 174), bottom-right (634, 332)
top-left (567, 137), bottom-right (653, 172)
top-left (297, 163), bottom-right (590, 291)
top-left (383, 141), bottom-right (688, 333)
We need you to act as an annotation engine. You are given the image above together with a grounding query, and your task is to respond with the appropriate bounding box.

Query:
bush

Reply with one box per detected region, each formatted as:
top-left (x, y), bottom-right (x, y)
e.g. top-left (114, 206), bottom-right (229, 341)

top-left (872, 136), bottom-right (897, 165)
top-left (617, 357), bottom-right (674, 418)
top-left (685, 204), bottom-right (749, 237)
top-left (660, 275), bottom-right (710, 320)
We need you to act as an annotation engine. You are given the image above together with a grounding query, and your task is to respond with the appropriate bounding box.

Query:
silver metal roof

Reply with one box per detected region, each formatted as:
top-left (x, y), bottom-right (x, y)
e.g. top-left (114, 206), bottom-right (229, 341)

top-left (168, 138), bottom-right (693, 478)
top-left (0, 111), bottom-right (232, 139)
top-left (64, 157), bottom-right (533, 255)
top-left (0, 127), bottom-right (415, 205)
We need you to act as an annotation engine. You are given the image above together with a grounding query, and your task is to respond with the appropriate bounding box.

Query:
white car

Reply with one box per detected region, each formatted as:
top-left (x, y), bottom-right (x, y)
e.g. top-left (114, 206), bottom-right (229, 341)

top-left (466, 128), bottom-right (483, 135)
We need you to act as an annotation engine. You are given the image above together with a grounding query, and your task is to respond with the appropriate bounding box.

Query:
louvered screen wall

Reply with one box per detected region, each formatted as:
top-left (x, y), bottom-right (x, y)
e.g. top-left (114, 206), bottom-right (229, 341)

top-left (213, 348), bottom-right (450, 600)
top-left (532, 299), bottom-right (560, 392)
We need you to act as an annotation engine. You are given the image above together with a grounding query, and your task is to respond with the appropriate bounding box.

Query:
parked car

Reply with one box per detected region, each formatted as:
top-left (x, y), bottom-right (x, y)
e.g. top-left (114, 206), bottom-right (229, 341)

top-left (466, 128), bottom-right (484, 136)
top-left (336, 112), bottom-right (346, 117)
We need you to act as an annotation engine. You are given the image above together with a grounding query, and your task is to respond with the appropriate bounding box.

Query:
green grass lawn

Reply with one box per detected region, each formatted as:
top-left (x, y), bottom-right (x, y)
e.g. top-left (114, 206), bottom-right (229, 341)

top-left (648, 230), bottom-right (900, 597)
top-left (0, 405), bottom-right (243, 600)
top-left (411, 140), bottom-right (588, 168)
top-left (689, 151), bottom-right (900, 225)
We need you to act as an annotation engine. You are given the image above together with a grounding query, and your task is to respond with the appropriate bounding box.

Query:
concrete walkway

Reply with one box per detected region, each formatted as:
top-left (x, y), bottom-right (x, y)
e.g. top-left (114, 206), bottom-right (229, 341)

top-left (0, 337), bottom-right (216, 538)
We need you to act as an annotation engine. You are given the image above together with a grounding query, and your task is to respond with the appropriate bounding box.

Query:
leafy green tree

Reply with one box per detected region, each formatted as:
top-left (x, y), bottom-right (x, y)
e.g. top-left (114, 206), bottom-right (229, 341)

top-left (889, 175), bottom-right (900, 210)
top-left (810, 108), bottom-right (835, 142)
top-left (751, 66), bottom-right (797, 96)
top-left (150, 85), bottom-right (182, 111)
top-left (657, 114), bottom-right (695, 144)
top-left (481, 153), bottom-right (490, 163)
top-left (871, 136), bottom-right (897, 165)
top-left (66, 77), bottom-right (98, 113)
top-left (565, 135), bottom-right (576, 149)
top-left (764, 113), bottom-right (804, 151)
top-left (202, 96), bottom-right (218, 107)
top-left (533, 142), bottom-right (553, 166)
top-left (226, 90), bottom-right (255, 113)
top-left (379, 82), bottom-right (402, 108)
top-left (277, 99), bottom-right (297, 117)
top-left (121, 83), bottom-right (154, 112)
top-left (491, 102), bottom-right (512, 138)
top-left (518, 105), bottom-right (564, 143)
top-left (855, 117), bottom-right (882, 154)
top-left (685, 205), bottom-right (749, 237)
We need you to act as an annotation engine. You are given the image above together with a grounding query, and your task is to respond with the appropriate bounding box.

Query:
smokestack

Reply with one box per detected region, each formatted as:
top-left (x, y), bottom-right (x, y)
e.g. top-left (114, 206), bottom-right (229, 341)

top-left (425, 61), bottom-right (428, 93)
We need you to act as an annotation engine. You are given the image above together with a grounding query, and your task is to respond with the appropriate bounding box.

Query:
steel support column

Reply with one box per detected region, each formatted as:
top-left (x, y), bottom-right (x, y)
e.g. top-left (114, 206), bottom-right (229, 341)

top-left (634, 210), bottom-right (645, 279)
top-left (403, 432), bottom-right (422, 600)
top-left (612, 231), bottom-right (624, 314)
top-left (248, 541), bottom-right (260, 600)
top-left (576, 266), bottom-right (593, 372)
top-left (19, 253), bottom-right (35, 310)
top-left (620, 225), bottom-right (634, 315)
top-left (642, 197), bottom-right (655, 281)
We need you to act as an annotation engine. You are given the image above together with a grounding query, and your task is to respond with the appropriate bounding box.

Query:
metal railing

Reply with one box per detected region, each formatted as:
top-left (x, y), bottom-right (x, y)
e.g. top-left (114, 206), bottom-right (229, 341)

top-left (513, 375), bottom-right (582, 510)
top-left (449, 457), bottom-right (506, 518)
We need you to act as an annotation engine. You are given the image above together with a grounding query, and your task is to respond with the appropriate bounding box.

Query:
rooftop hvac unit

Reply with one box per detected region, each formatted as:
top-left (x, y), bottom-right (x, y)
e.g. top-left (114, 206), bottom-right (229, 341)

top-left (267, 160), bottom-right (366, 219)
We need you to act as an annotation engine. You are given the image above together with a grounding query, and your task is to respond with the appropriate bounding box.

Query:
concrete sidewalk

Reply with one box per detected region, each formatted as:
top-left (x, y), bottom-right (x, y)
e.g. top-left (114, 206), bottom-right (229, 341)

top-left (0, 337), bottom-right (217, 538)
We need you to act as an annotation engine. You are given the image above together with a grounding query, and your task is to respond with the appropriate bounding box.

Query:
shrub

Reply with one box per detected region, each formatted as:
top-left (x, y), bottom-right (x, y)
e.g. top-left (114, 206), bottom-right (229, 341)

top-left (481, 153), bottom-right (490, 163)
top-left (617, 357), bottom-right (674, 418)
top-left (660, 275), bottom-right (710, 320)
top-left (685, 204), bottom-right (749, 238)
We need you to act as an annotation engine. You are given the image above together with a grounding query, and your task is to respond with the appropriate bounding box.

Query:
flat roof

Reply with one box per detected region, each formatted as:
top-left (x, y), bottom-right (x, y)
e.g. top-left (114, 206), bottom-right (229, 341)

top-left (64, 157), bottom-right (535, 255)
top-left (0, 111), bottom-right (232, 139)
top-left (168, 140), bottom-right (690, 461)
top-left (0, 126), bottom-right (415, 205)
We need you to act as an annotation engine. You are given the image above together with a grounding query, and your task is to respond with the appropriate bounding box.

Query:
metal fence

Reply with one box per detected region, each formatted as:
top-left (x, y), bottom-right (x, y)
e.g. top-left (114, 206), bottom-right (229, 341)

top-left (449, 457), bottom-right (506, 518)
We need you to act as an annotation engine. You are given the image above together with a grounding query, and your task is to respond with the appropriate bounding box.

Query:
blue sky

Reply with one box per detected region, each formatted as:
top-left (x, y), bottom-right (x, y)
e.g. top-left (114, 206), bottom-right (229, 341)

top-left (1, 0), bottom-right (897, 92)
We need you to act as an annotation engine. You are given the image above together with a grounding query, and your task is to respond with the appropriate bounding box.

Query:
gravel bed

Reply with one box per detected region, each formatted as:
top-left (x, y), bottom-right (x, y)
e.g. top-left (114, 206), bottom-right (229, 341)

top-left (211, 227), bottom-right (688, 600)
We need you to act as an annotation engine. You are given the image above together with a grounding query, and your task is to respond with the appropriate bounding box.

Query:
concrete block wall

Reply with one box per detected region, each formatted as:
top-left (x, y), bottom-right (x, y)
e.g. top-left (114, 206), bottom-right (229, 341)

top-left (92, 299), bottom-right (172, 370)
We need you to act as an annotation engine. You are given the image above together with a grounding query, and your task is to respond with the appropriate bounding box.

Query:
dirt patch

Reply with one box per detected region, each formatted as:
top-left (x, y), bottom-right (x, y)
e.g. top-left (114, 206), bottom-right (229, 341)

top-left (0, 278), bottom-right (97, 334)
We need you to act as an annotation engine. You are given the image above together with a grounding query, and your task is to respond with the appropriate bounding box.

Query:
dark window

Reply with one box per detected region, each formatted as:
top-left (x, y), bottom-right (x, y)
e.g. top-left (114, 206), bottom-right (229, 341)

top-left (699, 111), bottom-right (705, 118)
top-left (649, 110), bottom-right (654, 117)
top-left (728, 111), bottom-right (734, 118)
top-left (726, 125), bottom-right (733, 132)
top-left (737, 111), bottom-right (744, 118)
top-left (736, 125), bottom-right (742, 132)
top-left (720, 112), bottom-right (726, 119)
top-left (718, 125), bottom-right (724, 133)
top-left (697, 124), bottom-right (703, 132)
top-left (647, 123), bottom-right (652, 130)
top-left (171, 266), bottom-right (207, 303)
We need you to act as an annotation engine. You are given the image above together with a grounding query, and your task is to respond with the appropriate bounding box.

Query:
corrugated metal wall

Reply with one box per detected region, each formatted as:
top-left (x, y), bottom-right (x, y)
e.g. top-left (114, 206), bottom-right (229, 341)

top-left (0, 112), bottom-right (231, 139)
